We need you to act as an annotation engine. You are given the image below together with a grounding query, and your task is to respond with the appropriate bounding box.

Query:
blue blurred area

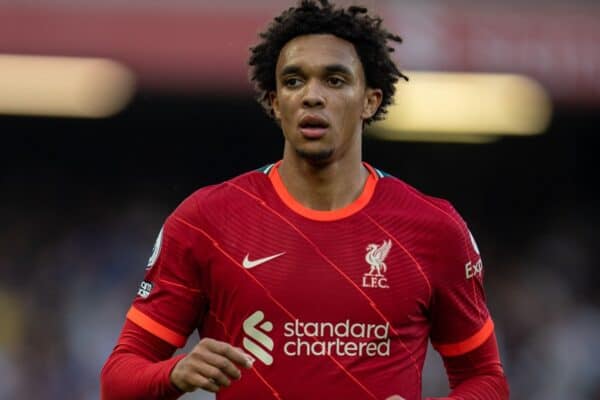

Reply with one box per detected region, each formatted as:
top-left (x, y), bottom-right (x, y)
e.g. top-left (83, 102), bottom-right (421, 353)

top-left (0, 93), bottom-right (596, 399)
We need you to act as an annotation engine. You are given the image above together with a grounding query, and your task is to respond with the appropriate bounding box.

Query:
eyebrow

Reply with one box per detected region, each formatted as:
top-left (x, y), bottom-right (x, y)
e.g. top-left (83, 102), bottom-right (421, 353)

top-left (279, 64), bottom-right (354, 77)
top-left (324, 64), bottom-right (353, 76)
top-left (280, 65), bottom-right (303, 76)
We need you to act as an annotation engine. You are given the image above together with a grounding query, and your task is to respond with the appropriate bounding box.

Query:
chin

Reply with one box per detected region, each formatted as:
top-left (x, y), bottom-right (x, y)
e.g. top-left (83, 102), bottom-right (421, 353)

top-left (295, 148), bottom-right (334, 165)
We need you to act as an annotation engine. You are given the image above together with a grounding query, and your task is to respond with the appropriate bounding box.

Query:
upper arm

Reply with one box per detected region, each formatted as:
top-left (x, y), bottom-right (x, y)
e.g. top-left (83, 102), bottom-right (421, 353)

top-left (111, 319), bottom-right (178, 361)
top-left (127, 195), bottom-right (211, 348)
top-left (429, 206), bottom-right (494, 358)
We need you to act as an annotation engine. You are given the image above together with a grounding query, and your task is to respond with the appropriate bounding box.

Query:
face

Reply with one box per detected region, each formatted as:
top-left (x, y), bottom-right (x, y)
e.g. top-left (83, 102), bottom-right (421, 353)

top-left (270, 34), bottom-right (382, 165)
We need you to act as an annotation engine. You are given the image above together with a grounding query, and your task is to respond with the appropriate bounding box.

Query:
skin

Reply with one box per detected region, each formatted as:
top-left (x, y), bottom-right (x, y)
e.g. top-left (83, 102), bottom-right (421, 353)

top-left (270, 34), bottom-right (383, 211)
top-left (170, 34), bottom-right (387, 395)
top-left (170, 338), bottom-right (253, 393)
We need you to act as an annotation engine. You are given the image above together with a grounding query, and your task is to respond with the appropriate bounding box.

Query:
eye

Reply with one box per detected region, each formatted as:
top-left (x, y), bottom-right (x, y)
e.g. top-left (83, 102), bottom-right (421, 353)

top-left (327, 76), bottom-right (345, 87)
top-left (283, 77), bottom-right (303, 88)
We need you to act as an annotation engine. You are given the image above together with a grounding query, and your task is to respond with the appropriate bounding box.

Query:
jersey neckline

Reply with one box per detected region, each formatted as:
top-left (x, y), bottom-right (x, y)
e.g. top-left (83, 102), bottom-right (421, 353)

top-left (267, 161), bottom-right (379, 221)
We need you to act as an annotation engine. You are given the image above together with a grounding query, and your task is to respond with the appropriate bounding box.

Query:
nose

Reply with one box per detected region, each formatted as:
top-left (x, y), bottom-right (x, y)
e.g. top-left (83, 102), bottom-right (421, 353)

top-left (302, 80), bottom-right (325, 108)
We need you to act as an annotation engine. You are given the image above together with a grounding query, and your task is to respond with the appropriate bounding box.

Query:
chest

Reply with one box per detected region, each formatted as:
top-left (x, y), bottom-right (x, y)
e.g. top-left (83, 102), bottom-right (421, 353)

top-left (204, 214), bottom-right (432, 328)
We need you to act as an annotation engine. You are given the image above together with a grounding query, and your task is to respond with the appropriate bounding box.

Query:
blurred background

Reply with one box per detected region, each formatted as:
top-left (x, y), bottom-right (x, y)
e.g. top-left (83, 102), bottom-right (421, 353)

top-left (0, 0), bottom-right (597, 399)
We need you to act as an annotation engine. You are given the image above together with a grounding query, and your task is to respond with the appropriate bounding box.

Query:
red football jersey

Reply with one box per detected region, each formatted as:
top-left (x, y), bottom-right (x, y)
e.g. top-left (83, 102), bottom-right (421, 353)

top-left (128, 162), bottom-right (493, 400)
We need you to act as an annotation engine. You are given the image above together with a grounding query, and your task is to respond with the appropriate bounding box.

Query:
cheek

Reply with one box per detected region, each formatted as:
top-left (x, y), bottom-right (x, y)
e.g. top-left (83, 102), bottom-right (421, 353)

top-left (278, 97), bottom-right (297, 122)
top-left (336, 93), bottom-right (363, 132)
top-left (339, 98), bottom-right (351, 130)
top-left (277, 97), bottom-right (299, 136)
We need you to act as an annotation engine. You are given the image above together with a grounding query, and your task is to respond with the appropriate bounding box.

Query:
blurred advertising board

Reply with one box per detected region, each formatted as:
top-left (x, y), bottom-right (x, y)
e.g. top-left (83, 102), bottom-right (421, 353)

top-left (0, 2), bottom-right (598, 105)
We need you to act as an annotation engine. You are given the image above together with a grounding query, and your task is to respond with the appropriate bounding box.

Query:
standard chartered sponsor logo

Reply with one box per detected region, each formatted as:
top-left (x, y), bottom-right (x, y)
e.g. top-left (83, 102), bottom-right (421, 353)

top-left (243, 311), bottom-right (274, 366)
top-left (283, 319), bottom-right (390, 357)
top-left (242, 311), bottom-right (390, 365)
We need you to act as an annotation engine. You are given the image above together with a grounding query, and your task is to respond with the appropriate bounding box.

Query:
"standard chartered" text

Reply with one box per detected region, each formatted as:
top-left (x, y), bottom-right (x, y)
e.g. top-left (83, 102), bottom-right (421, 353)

top-left (282, 319), bottom-right (390, 357)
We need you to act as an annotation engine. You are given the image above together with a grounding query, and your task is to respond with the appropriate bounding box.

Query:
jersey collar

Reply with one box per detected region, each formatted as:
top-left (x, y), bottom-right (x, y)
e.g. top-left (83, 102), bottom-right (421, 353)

top-left (267, 161), bottom-right (378, 221)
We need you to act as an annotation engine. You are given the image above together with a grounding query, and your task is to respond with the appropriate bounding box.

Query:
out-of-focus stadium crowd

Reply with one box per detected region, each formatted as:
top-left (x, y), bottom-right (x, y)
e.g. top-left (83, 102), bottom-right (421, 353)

top-left (0, 191), bottom-right (597, 400)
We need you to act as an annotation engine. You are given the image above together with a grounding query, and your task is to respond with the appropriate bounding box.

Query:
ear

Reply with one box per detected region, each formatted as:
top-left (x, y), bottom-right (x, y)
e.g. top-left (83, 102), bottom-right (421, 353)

top-left (269, 91), bottom-right (281, 120)
top-left (361, 88), bottom-right (383, 121)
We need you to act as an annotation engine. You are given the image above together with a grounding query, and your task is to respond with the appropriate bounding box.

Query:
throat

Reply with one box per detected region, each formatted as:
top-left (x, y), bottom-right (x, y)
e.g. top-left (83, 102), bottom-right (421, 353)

top-left (277, 160), bottom-right (369, 211)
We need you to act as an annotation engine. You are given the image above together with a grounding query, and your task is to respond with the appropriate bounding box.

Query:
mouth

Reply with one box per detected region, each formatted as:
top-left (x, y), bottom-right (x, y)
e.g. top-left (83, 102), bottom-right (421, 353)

top-left (298, 115), bottom-right (330, 139)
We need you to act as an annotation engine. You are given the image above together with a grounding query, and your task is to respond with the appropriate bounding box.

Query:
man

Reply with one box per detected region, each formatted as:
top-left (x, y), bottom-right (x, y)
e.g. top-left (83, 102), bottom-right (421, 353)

top-left (101, 1), bottom-right (509, 399)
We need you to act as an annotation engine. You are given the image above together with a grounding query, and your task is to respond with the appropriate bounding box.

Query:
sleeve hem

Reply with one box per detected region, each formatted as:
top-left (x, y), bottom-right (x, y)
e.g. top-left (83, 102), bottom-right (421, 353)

top-left (127, 306), bottom-right (187, 348)
top-left (432, 317), bottom-right (494, 357)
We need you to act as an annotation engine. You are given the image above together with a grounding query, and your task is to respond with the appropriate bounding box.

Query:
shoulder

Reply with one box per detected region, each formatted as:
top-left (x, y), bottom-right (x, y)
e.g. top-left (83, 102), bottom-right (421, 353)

top-left (375, 171), bottom-right (482, 286)
top-left (156, 166), bottom-right (272, 252)
top-left (374, 167), bottom-right (464, 225)
top-left (371, 166), bottom-right (473, 252)
top-left (171, 165), bottom-right (272, 222)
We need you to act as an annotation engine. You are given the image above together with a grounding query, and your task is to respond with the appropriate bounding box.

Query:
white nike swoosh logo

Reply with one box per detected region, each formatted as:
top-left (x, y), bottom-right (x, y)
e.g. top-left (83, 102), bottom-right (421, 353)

top-left (242, 252), bottom-right (285, 269)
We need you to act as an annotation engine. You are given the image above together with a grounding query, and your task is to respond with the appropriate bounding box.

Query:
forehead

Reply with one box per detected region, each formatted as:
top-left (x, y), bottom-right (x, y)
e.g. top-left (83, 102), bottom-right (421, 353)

top-left (276, 34), bottom-right (363, 74)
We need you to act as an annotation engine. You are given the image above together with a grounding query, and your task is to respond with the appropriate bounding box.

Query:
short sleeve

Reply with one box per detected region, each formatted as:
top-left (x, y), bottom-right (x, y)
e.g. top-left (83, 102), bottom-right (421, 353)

top-left (127, 195), bottom-right (210, 348)
top-left (429, 206), bottom-right (494, 357)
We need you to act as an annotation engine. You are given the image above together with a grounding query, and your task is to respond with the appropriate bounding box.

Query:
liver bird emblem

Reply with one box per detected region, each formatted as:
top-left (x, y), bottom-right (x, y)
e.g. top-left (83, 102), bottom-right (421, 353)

top-left (365, 239), bottom-right (392, 276)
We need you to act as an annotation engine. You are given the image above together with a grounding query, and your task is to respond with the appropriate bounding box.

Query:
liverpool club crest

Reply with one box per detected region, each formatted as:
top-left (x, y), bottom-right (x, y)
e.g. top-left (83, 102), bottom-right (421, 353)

top-left (362, 239), bottom-right (391, 289)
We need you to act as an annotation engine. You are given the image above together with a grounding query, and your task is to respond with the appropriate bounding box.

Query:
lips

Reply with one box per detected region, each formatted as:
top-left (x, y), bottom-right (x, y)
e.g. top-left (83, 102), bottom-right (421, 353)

top-left (298, 115), bottom-right (330, 139)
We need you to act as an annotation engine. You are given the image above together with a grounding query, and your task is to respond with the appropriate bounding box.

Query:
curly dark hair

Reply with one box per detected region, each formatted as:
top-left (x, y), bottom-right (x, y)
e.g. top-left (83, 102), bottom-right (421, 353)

top-left (248, 0), bottom-right (408, 125)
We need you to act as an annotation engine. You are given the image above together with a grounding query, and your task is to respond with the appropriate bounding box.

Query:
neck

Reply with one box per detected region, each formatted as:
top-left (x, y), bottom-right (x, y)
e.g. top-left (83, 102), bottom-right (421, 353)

top-left (277, 151), bottom-right (369, 211)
